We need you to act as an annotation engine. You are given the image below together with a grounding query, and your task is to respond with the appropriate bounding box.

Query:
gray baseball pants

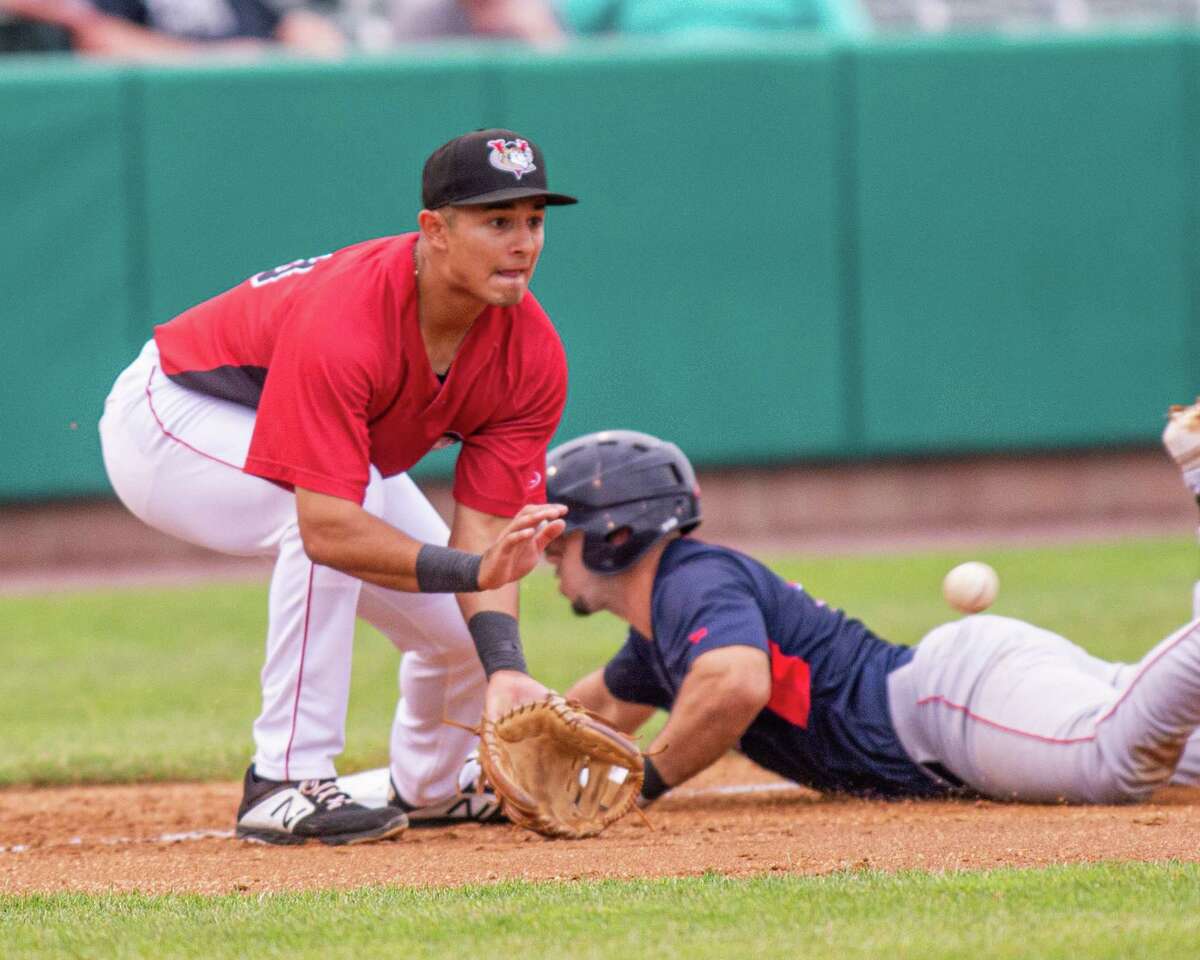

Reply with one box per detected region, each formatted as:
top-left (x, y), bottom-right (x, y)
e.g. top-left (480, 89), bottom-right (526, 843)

top-left (888, 614), bottom-right (1200, 803)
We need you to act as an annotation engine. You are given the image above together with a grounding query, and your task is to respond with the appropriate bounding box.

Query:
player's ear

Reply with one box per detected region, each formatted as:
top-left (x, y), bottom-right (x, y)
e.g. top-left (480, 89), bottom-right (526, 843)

top-left (418, 207), bottom-right (452, 251)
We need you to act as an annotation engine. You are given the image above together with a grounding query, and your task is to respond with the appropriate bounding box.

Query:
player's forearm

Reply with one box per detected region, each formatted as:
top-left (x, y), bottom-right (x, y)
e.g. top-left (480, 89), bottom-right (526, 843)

top-left (647, 682), bottom-right (763, 787)
top-left (449, 504), bottom-right (529, 679)
top-left (296, 488), bottom-right (425, 586)
top-left (300, 514), bottom-right (423, 578)
top-left (566, 670), bottom-right (656, 734)
top-left (298, 490), bottom-right (563, 597)
top-left (305, 527), bottom-right (488, 595)
top-left (449, 508), bottom-right (520, 620)
top-left (454, 581), bottom-right (518, 623)
top-left (333, 565), bottom-right (421, 592)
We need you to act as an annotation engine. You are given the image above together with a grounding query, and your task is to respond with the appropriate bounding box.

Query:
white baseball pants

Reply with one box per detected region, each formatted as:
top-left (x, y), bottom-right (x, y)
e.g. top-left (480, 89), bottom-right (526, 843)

top-left (98, 340), bottom-right (483, 805)
top-left (889, 614), bottom-right (1200, 802)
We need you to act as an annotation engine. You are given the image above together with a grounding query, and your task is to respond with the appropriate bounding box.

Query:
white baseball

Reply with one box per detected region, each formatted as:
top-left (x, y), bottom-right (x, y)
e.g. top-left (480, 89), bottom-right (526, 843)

top-left (942, 561), bottom-right (999, 613)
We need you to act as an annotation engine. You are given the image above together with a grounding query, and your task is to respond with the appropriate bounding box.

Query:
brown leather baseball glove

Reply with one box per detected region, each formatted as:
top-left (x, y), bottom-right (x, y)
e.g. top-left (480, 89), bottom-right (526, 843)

top-left (477, 694), bottom-right (645, 839)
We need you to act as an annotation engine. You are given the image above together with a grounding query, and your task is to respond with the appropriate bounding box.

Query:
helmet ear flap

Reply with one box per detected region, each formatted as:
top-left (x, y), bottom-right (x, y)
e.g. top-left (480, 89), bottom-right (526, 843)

top-left (580, 521), bottom-right (646, 573)
top-left (605, 526), bottom-right (634, 547)
top-left (580, 530), bottom-right (612, 573)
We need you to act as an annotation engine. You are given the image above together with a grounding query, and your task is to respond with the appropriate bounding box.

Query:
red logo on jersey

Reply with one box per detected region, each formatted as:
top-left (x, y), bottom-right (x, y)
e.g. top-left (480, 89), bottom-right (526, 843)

top-left (688, 627), bottom-right (709, 644)
top-left (766, 640), bottom-right (811, 728)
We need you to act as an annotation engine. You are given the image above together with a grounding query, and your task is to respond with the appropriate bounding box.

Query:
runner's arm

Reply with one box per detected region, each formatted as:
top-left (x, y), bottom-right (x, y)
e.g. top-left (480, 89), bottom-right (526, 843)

top-left (567, 668), bottom-right (657, 735)
top-left (645, 645), bottom-right (771, 788)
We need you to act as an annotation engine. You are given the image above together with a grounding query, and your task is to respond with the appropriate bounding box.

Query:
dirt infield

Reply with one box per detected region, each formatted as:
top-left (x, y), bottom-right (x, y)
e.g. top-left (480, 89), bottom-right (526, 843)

top-left (3, 449), bottom-right (1196, 894)
top-left (3, 754), bottom-right (1199, 895)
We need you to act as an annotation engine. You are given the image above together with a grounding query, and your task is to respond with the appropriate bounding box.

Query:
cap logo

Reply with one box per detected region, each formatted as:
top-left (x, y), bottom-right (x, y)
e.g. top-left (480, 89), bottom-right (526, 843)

top-left (487, 138), bottom-right (536, 180)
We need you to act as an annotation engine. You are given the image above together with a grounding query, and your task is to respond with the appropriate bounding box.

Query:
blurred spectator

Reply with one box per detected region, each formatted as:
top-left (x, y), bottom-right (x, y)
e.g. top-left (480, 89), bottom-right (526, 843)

top-left (387, 0), bottom-right (818, 45)
top-left (0, 0), bottom-right (818, 58)
top-left (390, 0), bottom-right (561, 44)
top-left (557, 0), bottom-right (820, 35)
top-left (0, 10), bottom-right (71, 50)
top-left (0, 0), bottom-right (345, 58)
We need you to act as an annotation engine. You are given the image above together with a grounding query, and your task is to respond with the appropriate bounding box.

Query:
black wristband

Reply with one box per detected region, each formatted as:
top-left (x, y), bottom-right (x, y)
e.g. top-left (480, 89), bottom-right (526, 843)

top-left (467, 611), bottom-right (528, 678)
top-left (415, 544), bottom-right (482, 593)
top-left (641, 757), bottom-right (669, 802)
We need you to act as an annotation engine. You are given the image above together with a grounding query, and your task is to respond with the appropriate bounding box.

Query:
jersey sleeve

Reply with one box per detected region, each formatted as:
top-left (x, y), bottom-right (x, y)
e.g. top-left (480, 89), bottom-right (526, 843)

top-left (243, 308), bottom-right (375, 503)
top-left (656, 556), bottom-right (771, 676)
top-left (453, 321), bottom-right (567, 517)
top-left (603, 631), bottom-right (672, 710)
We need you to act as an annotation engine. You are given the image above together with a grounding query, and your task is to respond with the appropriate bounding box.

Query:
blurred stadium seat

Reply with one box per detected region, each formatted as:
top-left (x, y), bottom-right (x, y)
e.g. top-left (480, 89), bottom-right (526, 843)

top-left (856, 0), bottom-right (1197, 32)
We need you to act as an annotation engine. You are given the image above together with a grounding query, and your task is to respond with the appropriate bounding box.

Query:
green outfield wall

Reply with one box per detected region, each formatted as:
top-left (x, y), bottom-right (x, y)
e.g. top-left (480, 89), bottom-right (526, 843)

top-left (2, 33), bottom-right (1197, 500)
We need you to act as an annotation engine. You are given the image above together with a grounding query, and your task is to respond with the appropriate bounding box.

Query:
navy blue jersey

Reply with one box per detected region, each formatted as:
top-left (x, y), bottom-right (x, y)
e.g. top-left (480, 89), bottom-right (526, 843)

top-left (603, 539), bottom-right (946, 797)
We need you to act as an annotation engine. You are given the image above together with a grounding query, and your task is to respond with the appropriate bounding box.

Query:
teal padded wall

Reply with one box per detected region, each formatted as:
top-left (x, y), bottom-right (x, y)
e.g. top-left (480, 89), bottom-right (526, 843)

top-left (134, 57), bottom-right (492, 331)
top-left (851, 33), bottom-right (1195, 454)
top-left (1, 62), bottom-right (137, 499)
top-left (1, 33), bottom-right (1198, 503)
top-left (1186, 31), bottom-right (1200, 388)
top-left (489, 42), bottom-right (846, 463)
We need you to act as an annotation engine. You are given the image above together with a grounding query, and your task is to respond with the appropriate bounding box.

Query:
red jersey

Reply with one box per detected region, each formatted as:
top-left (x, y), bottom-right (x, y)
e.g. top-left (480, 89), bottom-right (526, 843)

top-left (154, 233), bottom-right (567, 516)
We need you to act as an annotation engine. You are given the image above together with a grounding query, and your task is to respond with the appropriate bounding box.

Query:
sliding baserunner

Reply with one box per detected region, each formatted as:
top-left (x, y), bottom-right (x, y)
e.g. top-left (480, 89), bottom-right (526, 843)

top-left (546, 411), bottom-right (1200, 806)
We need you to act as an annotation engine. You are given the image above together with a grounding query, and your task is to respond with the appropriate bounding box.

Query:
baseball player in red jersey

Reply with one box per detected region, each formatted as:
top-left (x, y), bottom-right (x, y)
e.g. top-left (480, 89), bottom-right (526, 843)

top-left (99, 130), bottom-right (576, 845)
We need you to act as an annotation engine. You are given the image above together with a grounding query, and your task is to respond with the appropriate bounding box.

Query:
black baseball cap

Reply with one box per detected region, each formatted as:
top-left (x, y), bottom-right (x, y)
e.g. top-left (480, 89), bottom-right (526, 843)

top-left (421, 129), bottom-right (578, 209)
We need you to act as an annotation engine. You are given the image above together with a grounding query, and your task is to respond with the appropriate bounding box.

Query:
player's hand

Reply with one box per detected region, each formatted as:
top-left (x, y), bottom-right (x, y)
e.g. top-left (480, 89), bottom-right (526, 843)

top-left (476, 503), bottom-right (566, 591)
top-left (485, 670), bottom-right (552, 719)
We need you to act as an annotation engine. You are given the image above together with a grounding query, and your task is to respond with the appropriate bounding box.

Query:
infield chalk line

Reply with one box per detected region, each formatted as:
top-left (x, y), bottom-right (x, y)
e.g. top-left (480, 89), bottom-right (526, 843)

top-left (0, 781), bottom-right (803, 855)
top-left (671, 782), bottom-right (804, 799)
top-left (0, 829), bottom-right (236, 855)
top-left (336, 767), bottom-right (804, 809)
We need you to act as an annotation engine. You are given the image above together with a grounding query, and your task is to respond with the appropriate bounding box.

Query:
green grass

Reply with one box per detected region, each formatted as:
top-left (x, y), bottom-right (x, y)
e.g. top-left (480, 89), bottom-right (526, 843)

top-left (3, 864), bottom-right (1200, 959)
top-left (1, 535), bottom-right (1195, 785)
top-left (5, 537), bottom-right (1200, 957)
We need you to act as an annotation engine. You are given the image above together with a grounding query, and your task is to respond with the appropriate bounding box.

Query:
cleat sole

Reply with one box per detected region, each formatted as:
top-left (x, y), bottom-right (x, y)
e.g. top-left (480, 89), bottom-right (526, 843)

top-left (317, 817), bottom-right (409, 846)
top-left (236, 811), bottom-right (408, 847)
top-left (235, 826), bottom-right (307, 846)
